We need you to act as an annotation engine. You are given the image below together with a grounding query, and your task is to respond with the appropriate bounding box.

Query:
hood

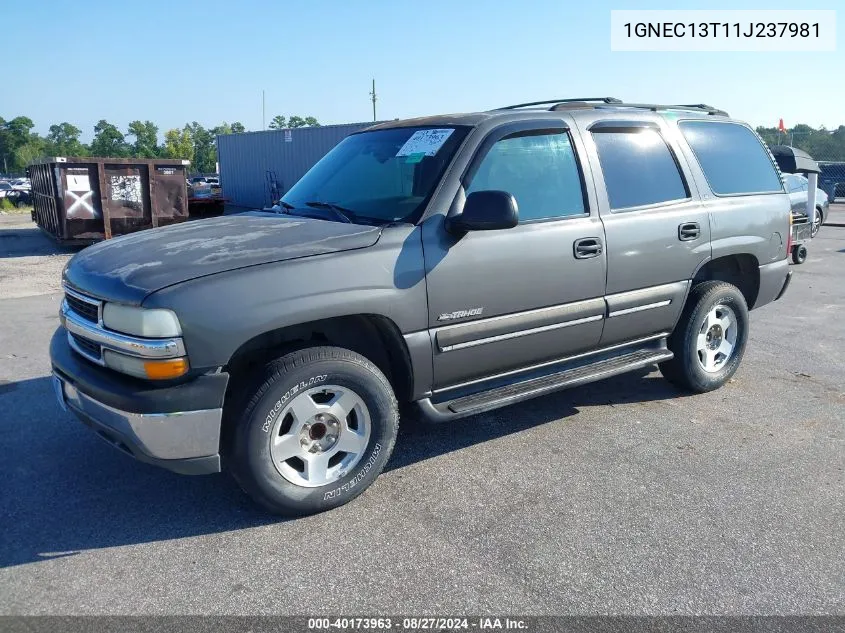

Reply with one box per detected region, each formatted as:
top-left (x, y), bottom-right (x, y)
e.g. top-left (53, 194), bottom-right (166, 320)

top-left (63, 212), bottom-right (383, 304)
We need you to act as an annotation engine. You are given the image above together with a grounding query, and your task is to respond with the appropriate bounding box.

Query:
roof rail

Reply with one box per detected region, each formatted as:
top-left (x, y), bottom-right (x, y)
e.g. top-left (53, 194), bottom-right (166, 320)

top-left (495, 97), bottom-right (622, 110)
top-left (602, 103), bottom-right (729, 116)
top-left (492, 98), bottom-right (728, 117)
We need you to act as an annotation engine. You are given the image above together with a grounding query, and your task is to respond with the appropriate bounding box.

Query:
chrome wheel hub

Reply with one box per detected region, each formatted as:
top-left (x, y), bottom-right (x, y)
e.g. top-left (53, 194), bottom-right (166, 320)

top-left (269, 384), bottom-right (371, 488)
top-left (696, 304), bottom-right (738, 373)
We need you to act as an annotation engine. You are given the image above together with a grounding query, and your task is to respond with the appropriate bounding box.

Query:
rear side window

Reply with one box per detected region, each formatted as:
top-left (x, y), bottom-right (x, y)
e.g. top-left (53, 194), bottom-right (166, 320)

top-left (679, 121), bottom-right (783, 195)
top-left (591, 129), bottom-right (688, 210)
top-left (466, 130), bottom-right (586, 222)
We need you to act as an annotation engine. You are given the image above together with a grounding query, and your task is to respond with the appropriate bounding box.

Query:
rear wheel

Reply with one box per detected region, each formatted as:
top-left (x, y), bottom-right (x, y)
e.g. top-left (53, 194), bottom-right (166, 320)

top-left (792, 244), bottom-right (807, 265)
top-left (229, 346), bottom-right (398, 516)
top-left (659, 281), bottom-right (749, 393)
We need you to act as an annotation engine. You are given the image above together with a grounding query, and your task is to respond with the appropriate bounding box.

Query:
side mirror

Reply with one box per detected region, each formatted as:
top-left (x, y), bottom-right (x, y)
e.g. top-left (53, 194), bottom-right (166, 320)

top-left (447, 190), bottom-right (519, 233)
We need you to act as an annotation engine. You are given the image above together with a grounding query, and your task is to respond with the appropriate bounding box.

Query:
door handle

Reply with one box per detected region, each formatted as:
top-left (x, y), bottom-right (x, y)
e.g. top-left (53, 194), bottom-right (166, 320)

top-left (574, 237), bottom-right (603, 259)
top-left (678, 222), bottom-right (701, 241)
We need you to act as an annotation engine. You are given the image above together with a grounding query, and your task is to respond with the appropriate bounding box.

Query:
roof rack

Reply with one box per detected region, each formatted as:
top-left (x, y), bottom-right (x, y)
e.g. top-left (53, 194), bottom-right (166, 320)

top-left (493, 99), bottom-right (728, 117)
top-left (495, 97), bottom-right (623, 110)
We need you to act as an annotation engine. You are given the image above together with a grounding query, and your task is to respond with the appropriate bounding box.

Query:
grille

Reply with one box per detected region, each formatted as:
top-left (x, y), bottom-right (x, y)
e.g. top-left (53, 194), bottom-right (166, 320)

top-left (70, 333), bottom-right (102, 360)
top-left (65, 292), bottom-right (100, 323)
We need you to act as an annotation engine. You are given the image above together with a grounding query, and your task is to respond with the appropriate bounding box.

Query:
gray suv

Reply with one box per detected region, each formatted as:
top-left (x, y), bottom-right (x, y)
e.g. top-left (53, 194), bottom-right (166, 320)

top-left (51, 98), bottom-right (793, 515)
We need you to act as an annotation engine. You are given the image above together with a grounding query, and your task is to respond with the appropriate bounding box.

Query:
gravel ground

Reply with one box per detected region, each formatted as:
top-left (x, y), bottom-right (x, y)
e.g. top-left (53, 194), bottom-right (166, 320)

top-left (0, 216), bottom-right (77, 300)
top-left (0, 208), bottom-right (843, 615)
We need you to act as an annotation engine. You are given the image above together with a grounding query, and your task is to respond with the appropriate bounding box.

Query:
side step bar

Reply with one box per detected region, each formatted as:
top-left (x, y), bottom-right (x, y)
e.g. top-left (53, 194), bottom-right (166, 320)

top-left (414, 344), bottom-right (673, 423)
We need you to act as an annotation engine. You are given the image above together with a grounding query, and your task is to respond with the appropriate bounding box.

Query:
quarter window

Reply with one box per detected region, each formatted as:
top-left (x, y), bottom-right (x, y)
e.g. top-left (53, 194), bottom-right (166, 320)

top-left (679, 121), bottom-right (783, 195)
top-left (466, 130), bottom-right (586, 222)
top-left (592, 129), bottom-right (689, 210)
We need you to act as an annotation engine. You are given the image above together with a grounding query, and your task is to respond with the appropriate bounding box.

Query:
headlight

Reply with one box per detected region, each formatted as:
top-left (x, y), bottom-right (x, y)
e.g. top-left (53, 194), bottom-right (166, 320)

top-left (103, 350), bottom-right (189, 380)
top-left (102, 303), bottom-right (182, 337)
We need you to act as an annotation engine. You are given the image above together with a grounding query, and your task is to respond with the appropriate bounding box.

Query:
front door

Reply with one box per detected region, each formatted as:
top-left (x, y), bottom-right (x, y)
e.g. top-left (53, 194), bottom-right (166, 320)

top-left (422, 122), bottom-right (607, 389)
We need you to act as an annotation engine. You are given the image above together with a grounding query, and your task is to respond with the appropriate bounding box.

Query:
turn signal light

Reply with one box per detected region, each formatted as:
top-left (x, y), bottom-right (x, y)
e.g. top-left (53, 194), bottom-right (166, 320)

top-left (143, 358), bottom-right (190, 380)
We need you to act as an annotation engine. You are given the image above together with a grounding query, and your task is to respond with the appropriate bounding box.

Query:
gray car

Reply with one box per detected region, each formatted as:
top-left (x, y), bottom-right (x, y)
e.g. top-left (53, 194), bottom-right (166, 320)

top-left (50, 98), bottom-right (793, 516)
top-left (784, 172), bottom-right (829, 236)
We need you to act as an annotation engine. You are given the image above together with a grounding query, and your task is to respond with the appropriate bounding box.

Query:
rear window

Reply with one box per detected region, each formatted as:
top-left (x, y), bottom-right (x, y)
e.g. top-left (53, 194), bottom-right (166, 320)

top-left (592, 129), bottom-right (688, 210)
top-left (679, 121), bottom-right (783, 195)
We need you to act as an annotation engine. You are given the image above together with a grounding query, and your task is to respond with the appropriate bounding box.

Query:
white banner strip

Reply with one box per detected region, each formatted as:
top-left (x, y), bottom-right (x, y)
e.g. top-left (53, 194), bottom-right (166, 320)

top-left (611, 10), bottom-right (836, 52)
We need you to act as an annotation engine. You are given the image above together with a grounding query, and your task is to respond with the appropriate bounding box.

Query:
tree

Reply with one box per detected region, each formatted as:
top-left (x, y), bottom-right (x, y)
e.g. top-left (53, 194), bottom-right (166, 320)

top-left (231, 122), bottom-right (246, 133)
top-left (0, 116), bottom-right (37, 171)
top-left (90, 119), bottom-right (129, 157)
top-left (187, 122), bottom-right (216, 173)
top-left (127, 120), bottom-right (159, 158)
top-left (15, 139), bottom-right (47, 168)
top-left (269, 115), bottom-right (319, 129)
top-left (46, 122), bottom-right (86, 156)
top-left (163, 127), bottom-right (193, 163)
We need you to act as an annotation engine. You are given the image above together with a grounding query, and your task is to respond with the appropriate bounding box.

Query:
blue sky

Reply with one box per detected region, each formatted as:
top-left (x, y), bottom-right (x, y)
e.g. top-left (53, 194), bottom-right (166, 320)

top-left (1, 0), bottom-right (841, 141)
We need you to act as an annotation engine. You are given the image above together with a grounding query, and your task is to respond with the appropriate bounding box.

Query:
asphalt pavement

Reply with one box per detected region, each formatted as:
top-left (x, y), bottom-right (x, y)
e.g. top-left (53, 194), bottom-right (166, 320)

top-left (0, 209), bottom-right (843, 615)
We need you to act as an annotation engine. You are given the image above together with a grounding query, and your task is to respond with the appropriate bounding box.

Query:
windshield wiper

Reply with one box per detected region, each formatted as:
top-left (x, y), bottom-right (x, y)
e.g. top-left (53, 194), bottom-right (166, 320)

top-left (303, 200), bottom-right (357, 224)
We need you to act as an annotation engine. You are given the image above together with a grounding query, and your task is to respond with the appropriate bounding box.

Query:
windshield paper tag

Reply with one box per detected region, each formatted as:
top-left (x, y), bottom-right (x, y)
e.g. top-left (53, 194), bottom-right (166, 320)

top-left (396, 129), bottom-right (454, 157)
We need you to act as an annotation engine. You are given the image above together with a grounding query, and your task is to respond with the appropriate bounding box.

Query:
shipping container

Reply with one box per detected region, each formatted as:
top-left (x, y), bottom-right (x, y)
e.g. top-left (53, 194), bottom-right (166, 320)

top-left (217, 122), bottom-right (382, 209)
top-left (28, 157), bottom-right (190, 243)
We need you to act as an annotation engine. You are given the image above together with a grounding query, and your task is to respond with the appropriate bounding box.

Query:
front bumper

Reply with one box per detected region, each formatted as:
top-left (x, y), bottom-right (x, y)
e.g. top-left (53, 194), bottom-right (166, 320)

top-left (50, 328), bottom-right (228, 475)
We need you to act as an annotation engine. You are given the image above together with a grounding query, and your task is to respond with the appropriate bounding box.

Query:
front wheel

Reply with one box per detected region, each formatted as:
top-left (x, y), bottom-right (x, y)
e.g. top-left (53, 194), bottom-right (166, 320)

top-left (792, 244), bottom-right (807, 265)
top-left (659, 281), bottom-right (749, 393)
top-left (230, 346), bottom-right (399, 516)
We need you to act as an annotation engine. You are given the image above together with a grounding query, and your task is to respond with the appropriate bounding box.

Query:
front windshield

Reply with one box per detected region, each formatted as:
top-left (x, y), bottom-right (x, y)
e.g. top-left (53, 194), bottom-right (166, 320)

top-left (282, 125), bottom-right (470, 224)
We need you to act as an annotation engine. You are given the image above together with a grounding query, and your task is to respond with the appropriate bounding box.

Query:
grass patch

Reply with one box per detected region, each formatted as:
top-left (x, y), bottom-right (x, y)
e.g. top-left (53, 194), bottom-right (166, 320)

top-left (0, 201), bottom-right (33, 215)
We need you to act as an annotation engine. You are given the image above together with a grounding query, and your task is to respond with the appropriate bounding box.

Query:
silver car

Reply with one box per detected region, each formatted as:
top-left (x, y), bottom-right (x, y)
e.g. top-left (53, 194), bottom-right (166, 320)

top-left (784, 173), bottom-right (829, 237)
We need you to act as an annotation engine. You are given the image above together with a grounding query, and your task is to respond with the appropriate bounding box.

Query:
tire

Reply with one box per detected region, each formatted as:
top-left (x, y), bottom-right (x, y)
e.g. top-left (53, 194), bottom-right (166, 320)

top-left (792, 245), bottom-right (807, 265)
top-left (229, 346), bottom-right (399, 516)
top-left (659, 281), bottom-right (749, 393)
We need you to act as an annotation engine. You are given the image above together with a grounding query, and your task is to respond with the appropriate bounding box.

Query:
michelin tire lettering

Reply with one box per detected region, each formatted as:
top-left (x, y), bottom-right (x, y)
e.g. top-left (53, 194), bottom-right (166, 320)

top-left (323, 443), bottom-right (382, 500)
top-left (261, 374), bottom-right (328, 433)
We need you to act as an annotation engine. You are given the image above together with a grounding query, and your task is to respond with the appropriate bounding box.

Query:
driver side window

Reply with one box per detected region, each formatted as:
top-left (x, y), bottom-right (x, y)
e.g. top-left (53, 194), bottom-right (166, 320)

top-left (466, 130), bottom-right (586, 222)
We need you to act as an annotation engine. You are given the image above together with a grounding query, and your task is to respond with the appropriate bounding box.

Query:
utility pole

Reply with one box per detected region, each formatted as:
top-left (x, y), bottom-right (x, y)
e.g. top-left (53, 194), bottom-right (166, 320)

top-left (369, 79), bottom-right (377, 122)
top-left (262, 90), bottom-right (266, 131)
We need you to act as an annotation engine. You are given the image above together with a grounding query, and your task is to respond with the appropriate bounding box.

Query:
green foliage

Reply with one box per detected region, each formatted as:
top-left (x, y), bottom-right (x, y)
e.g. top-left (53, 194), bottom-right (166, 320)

top-left (1, 116), bottom-right (38, 171)
top-left (0, 197), bottom-right (15, 211)
top-left (15, 139), bottom-right (47, 167)
top-left (46, 122), bottom-right (87, 156)
top-left (756, 124), bottom-right (845, 161)
top-left (90, 119), bottom-right (129, 158)
top-left (127, 120), bottom-right (159, 158)
top-left (0, 112), bottom-right (297, 173)
top-left (163, 127), bottom-right (194, 162)
top-left (269, 115), bottom-right (319, 129)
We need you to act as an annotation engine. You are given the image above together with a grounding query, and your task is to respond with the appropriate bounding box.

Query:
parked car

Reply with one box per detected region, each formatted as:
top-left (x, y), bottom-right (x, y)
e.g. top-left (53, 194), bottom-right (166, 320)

top-left (9, 178), bottom-right (31, 190)
top-left (784, 173), bottom-right (829, 236)
top-left (51, 98), bottom-right (793, 516)
top-left (0, 181), bottom-right (14, 198)
top-left (2, 188), bottom-right (32, 207)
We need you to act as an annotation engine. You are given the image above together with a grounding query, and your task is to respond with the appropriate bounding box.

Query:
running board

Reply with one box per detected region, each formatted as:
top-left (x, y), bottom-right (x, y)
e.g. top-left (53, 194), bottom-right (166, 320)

top-left (414, 345), bottom-right (673, 423)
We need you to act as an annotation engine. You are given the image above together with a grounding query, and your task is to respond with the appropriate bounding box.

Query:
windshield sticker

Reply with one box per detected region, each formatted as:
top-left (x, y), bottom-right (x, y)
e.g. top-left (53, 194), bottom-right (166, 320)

top-left (396, 128), bottom-right (454, 157)
top-left (404, 152), bottom-right (425, 164)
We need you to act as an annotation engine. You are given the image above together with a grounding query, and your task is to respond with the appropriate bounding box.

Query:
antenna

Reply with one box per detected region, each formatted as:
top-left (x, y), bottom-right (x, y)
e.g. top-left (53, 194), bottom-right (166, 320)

top-left (370, 79), bottom-right (377, 122)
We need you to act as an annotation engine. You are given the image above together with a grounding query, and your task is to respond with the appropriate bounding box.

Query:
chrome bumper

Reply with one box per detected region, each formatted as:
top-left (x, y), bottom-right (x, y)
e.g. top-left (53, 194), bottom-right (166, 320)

top-left (53, 372), bottom-right (222, 475)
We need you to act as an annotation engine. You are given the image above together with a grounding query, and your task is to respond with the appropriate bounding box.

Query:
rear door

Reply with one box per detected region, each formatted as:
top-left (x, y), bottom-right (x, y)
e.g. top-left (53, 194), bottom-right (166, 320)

top-left (581, 117), bottom-right (711, 346)
top-left (422, 120), bottom-right (607, 389)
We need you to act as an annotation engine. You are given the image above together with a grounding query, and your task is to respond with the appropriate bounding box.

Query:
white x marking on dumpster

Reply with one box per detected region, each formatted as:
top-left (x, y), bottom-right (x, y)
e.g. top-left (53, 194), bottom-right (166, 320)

top-left (66, 190), bottom-right (94, 216)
